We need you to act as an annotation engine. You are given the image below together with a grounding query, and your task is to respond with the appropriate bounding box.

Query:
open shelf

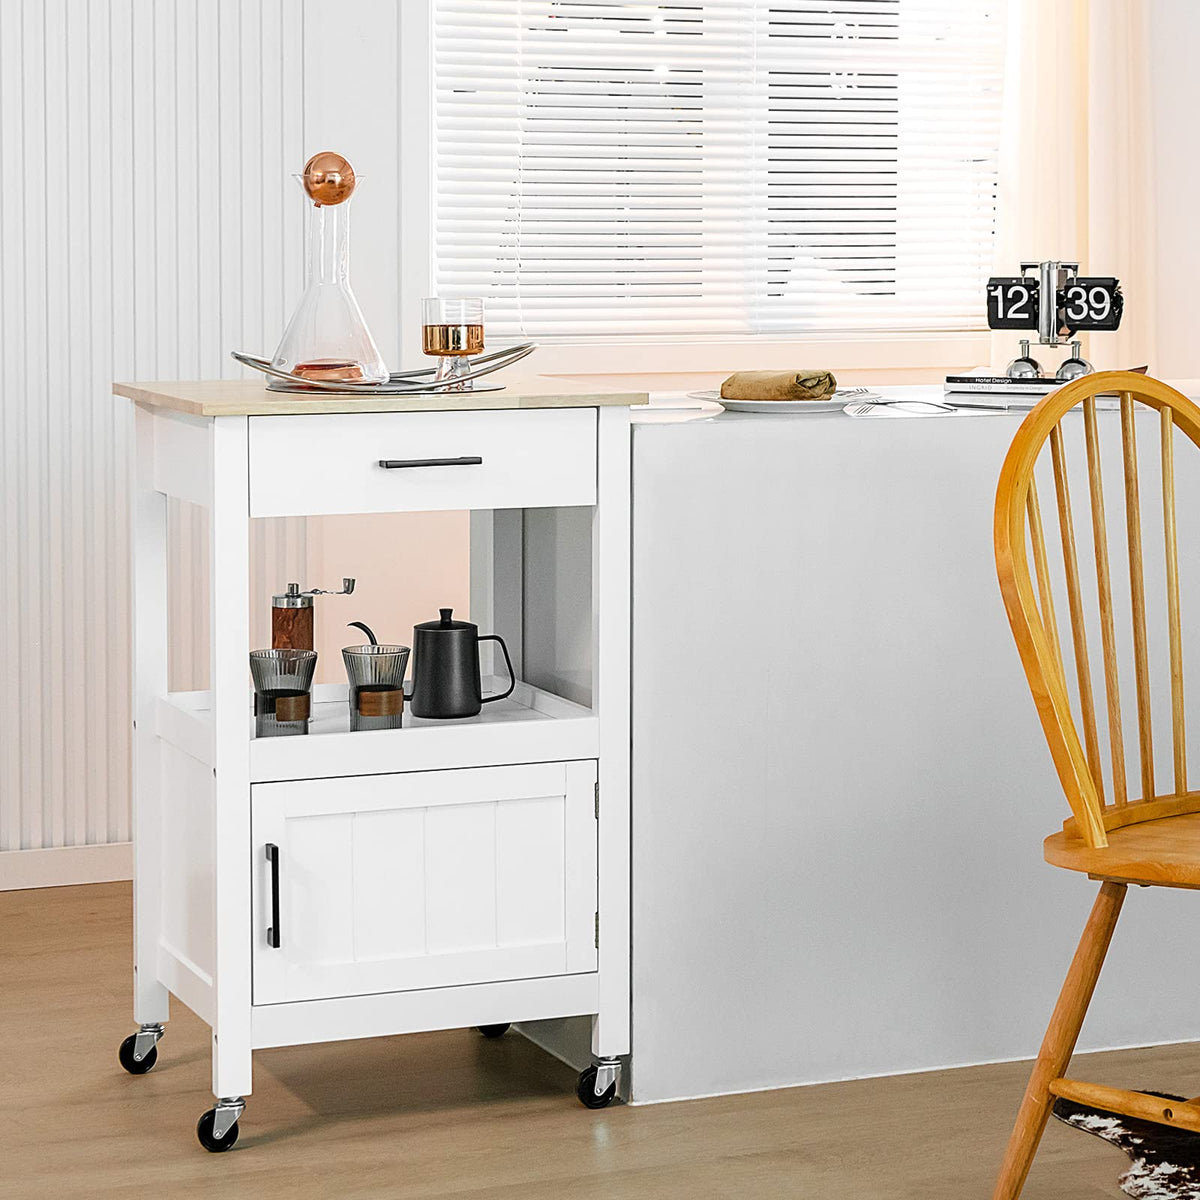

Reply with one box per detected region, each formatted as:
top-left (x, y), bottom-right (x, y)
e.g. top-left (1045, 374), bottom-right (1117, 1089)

top-left (156, 679), bottom-right (598, 783)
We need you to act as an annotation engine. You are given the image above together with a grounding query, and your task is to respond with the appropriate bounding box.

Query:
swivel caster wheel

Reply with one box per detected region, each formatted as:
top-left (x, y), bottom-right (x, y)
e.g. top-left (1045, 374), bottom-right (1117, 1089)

top-left (197, 1097), bottom-right (244, 1153)
top-left (118, 1024), bottom-right (164, 1075)
top-left (576, 1059), bottom-right (620, 1109)
top-left (477, 1023), bottom-right (510, 1039)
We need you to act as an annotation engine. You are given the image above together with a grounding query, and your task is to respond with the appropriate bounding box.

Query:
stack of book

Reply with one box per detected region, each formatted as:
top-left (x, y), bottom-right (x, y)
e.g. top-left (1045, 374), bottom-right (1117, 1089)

top-left (944, 374), bottom-right (1062, 398)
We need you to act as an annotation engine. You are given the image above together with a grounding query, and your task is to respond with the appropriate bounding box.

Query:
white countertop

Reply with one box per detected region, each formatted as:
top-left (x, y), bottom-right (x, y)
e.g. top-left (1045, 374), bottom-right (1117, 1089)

top-left (633, 383), bottom-right (1000, 426)
top-left (635, 378), bottom-right (1200, 426)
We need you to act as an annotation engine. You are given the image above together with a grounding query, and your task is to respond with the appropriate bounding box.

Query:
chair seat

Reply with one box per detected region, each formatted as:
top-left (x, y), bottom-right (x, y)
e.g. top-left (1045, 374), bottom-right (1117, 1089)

top-left (1045, 811), bottom-right (1200, 888)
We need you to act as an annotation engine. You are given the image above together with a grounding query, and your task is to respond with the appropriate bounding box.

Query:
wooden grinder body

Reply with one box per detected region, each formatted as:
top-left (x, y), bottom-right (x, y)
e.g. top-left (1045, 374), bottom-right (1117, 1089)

top-left (272, 602), bottom-right (314, 651)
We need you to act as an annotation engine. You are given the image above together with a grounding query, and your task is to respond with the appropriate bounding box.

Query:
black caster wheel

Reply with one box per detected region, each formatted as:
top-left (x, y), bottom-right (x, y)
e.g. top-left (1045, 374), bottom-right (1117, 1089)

top-left (118, 1034), bottom-right (157, 1075)
top-left (477, 1023), bottom-right (510, 1039)
top-left (576, 1065), bottom-right (617, 1109)
top-left (196, 1109), bottom-right (239, 1153)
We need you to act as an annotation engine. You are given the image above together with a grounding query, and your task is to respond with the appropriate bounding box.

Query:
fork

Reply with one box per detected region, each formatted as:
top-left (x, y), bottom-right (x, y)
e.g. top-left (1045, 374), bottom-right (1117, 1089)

top-left (844, 398), bottom-right (958, 416)
top-left (846, 397), bottom-right (1015, 416)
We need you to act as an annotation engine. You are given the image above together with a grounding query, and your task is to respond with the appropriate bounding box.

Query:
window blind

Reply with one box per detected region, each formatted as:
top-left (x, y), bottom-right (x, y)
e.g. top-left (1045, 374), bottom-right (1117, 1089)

top-left (431, 0), bottom-right (1009, 339)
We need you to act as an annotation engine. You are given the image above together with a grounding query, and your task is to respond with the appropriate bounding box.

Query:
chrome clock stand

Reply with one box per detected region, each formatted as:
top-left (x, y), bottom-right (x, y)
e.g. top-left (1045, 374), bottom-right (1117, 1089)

top-left (1008, 260), bottom-right (1091, 382)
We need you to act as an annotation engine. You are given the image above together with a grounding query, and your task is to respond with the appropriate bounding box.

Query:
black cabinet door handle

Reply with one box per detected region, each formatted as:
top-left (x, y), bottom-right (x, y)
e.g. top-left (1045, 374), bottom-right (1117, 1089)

top-left (378, 456), bottom-right (483, 470)
top-left (265, 843), bottom-right (281, 949)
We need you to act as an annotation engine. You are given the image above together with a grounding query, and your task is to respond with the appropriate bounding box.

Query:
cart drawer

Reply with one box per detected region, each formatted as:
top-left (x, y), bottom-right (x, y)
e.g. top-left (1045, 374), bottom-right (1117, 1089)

top-left (248, 408), bottom-right (597, 517)
top-left (251, 761), bottom-right (598, 1005)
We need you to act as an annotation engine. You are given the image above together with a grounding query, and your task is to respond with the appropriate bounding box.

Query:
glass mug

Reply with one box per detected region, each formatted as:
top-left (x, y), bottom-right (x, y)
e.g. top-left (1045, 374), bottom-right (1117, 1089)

top-left (250, 649), bottom-right (317, 737)
top-left (422, 297), bottom-right (483, 389)
top-left (342, 643), bottom-right (411, 732)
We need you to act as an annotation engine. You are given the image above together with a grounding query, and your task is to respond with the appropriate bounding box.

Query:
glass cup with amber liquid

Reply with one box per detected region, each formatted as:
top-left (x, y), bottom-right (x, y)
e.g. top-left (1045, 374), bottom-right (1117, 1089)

top-left (422, 297), bottom-right (483, 390)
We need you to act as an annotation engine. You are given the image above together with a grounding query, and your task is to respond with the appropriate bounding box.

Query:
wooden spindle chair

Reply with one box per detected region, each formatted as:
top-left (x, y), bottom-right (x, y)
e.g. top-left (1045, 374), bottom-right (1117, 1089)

top-left (993, 370), bottom-right (1200, 1199)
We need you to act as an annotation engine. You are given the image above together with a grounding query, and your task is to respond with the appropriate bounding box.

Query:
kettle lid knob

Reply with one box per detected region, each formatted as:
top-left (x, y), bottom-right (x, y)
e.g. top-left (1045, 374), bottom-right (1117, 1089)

top-left (439, 607), bottom-right (454, 626)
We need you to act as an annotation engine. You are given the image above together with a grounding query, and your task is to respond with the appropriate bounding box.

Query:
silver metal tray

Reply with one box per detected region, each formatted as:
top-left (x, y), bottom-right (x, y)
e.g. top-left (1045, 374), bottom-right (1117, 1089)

top-left (231, 343), bottom-right (536, 395)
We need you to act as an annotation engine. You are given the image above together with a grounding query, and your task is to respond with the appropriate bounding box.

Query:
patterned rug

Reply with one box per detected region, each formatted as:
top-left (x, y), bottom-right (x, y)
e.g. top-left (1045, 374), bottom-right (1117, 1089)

top-left (1053, 1091), bottom-right (1200, 1198)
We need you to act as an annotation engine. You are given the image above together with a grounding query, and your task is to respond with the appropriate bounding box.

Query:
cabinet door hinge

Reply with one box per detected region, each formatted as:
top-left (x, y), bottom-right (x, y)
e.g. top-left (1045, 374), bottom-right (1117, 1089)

top-left (594, 910), bottom-right (600, 949)
top-left (594, 780), bottom-right (599, 819)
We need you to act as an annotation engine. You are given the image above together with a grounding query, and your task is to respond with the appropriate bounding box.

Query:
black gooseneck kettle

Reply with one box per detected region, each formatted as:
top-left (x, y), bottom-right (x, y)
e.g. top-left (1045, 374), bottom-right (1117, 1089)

top-left (407, 608), bottom-right (515, 719)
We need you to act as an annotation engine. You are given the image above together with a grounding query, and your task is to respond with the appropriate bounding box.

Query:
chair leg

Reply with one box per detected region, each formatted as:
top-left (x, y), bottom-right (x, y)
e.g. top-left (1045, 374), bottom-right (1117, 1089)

top-left (991, 880), bottom-right (1127, 1200)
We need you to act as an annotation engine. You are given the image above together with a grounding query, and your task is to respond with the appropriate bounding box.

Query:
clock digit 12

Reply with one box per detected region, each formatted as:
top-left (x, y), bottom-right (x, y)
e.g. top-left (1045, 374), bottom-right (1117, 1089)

top-left (986, 277), bottom-right (1040, 331)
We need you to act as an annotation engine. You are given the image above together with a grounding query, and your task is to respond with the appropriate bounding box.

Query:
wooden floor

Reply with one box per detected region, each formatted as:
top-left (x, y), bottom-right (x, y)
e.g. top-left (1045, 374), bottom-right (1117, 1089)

top-left (5, 884), bottom-right (1199, 1199)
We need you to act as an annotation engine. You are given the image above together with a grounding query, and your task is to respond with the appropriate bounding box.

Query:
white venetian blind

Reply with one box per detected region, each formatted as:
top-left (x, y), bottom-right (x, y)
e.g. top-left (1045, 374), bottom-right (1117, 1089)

top-left (432, 0), bottom-right (1009, 339)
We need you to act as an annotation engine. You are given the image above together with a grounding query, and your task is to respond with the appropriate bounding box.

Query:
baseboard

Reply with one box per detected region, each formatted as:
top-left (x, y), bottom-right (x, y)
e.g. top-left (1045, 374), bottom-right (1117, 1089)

top-left (0, 843), bottom-right (133, 891)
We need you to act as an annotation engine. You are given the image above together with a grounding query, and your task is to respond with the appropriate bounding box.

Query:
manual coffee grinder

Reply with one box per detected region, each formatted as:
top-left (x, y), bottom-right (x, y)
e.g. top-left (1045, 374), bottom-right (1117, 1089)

top-left (271, 578), bottom-right (356, 651)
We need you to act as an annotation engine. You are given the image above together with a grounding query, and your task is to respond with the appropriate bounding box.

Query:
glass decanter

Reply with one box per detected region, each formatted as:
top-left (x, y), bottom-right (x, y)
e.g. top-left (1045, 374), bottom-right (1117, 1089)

top-left (271, 152), bottom-right (388, 385)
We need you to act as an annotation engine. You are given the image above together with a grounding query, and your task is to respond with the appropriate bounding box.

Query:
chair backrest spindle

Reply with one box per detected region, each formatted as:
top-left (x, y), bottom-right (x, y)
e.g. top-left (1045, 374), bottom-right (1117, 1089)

top-left (1049, 422), bottom-right (1104, 796)
top-left (1161, 405), bottom-right (1187, 793)
top-left (1120, 392), bottom-right (1155, 800)
top-left (1026, 478), bottom-right (1064, 682)
top-left (995, 372), bottom-right (1200, 849)
top-left (1082, 394), bottom-right (1128, 807)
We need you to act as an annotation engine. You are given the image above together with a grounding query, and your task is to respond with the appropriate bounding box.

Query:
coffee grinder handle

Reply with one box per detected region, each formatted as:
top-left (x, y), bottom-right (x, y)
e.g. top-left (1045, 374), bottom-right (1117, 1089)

top-left (479, 635), bottom-right (516, 704)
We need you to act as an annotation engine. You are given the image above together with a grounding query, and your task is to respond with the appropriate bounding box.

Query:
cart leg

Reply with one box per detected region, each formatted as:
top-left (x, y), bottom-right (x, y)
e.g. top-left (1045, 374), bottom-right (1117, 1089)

top-left (589, 1009), bottom-right (629, 1061)
top-left (589, 406), bottom-right (632, 1076)
top-left (212, 1030), bottom-right (253, 1101)
top-left (131, 778), bottom-right (169, 1025)
top-left (131, 404), bottom-right (170, 1028)
top-left (208, 416), bottom-right (255, 1113)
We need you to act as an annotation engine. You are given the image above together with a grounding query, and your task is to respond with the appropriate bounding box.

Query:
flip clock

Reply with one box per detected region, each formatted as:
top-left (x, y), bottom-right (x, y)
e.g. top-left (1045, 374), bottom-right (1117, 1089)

top-left (986, 260), bottom-right (1124, 381)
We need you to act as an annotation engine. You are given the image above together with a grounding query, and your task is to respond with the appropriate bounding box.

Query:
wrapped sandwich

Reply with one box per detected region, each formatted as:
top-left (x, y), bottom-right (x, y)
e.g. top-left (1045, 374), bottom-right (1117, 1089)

top-left (719, 370), bottom-right (837, 402)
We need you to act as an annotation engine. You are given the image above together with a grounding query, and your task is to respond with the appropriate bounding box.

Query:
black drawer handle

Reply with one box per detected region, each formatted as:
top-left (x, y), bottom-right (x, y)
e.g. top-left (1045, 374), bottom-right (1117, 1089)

top-left (265, 843), bottom-right (281, 949)
top-left (378, 456), bottom-right (483, 470)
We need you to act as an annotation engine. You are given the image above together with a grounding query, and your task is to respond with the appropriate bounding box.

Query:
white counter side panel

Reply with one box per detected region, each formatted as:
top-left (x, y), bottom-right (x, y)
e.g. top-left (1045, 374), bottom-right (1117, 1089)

top-left (630, 408), bottom-right (1200, 1103)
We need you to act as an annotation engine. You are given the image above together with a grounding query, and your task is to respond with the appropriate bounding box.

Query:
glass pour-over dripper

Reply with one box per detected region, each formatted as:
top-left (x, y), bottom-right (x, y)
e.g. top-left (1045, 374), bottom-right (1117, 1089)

top-left (271, 152), bottom-right (388, 385)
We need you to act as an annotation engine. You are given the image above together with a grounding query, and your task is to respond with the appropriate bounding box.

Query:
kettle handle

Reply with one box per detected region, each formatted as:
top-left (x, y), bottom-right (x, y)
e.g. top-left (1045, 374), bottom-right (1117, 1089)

top-left (479, 634), bottom-right (516, 704)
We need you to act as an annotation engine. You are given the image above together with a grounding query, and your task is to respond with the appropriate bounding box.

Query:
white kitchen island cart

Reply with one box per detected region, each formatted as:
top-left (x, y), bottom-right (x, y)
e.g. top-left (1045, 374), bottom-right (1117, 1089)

top-left (114, 376), bottom-right (644, 1151)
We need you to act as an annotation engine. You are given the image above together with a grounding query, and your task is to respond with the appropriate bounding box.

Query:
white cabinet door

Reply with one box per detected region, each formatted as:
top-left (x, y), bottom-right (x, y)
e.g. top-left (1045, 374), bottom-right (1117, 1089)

top-left (252, 761), bottom-right (598, 1005)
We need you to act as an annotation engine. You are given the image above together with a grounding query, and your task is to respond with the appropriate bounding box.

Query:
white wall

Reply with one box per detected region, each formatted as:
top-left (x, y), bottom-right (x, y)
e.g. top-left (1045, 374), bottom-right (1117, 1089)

top-left (0, 0), bottom-right (463, 888)
top-left (0, 0), bottom-right (309, 885)
top-left (1148, 0), bottom-right (1200, 379)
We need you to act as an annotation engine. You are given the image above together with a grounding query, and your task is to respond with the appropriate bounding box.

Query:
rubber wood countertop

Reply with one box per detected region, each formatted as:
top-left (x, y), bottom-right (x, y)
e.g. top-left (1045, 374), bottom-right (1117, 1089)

top-left (113, 375), bottom-right (648, 418)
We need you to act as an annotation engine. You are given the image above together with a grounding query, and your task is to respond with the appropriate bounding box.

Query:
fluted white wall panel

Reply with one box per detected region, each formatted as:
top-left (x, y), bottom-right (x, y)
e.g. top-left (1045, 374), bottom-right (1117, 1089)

top-left (0, 0), bottom-right (308, 861)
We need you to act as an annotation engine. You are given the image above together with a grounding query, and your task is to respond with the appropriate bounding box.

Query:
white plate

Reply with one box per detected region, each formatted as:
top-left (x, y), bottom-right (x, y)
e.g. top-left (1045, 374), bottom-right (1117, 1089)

top-left (714, 396), bottom-right (850, 414)
top-left (689, 387), bottom-right (879, 414)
